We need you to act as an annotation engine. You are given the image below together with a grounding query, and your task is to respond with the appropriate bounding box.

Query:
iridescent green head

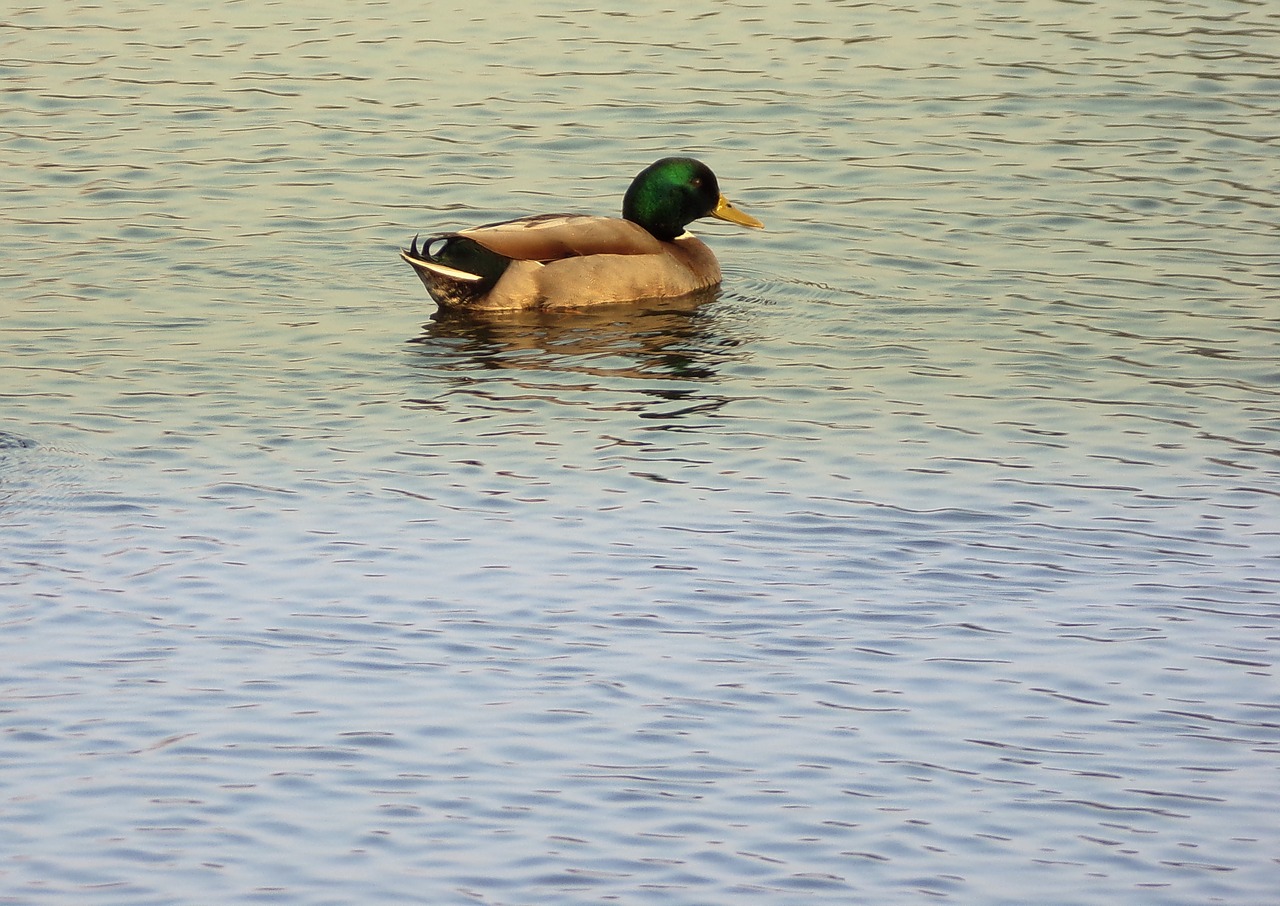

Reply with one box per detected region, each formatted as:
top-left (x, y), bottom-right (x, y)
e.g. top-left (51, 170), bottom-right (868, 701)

top-left (622, 157), bottom-right (763, 241)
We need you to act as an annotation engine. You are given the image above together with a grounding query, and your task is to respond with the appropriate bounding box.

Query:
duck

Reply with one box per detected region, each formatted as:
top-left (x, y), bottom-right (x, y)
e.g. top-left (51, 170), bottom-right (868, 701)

top-left (400, 157), bottom-right (762, 311)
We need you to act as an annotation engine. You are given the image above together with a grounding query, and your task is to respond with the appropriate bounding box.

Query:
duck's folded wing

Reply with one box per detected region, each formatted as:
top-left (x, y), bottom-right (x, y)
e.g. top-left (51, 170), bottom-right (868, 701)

top-left (460, 214), bottom-right (665, 261)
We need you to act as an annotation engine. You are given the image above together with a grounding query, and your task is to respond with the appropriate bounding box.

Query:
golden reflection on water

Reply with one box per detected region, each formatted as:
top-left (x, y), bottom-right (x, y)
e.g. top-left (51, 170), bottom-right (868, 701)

top-left (410, 289), bottom-right (735, 381)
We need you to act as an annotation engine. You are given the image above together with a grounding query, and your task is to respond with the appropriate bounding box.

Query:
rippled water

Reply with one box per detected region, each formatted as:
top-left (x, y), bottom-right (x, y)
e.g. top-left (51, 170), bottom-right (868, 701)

top-left (3, 1), bottom-right (1278, 903)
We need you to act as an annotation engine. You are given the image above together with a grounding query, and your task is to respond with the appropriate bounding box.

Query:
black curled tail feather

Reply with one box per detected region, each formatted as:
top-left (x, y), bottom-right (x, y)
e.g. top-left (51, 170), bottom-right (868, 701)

top-left (401, 233), bottom-right (512, 307)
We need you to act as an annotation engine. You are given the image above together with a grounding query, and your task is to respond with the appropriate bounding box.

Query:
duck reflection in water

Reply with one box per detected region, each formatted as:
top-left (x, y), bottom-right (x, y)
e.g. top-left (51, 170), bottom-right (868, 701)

top-left (406, 290), bottom-right (749, 419)
top-left (409, 287), bottom-right (745, 381)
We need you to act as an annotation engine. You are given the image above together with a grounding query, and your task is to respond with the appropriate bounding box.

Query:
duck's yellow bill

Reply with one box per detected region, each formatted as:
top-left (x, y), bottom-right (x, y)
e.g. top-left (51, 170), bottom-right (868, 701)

top-left (712, 194), bottom-right (764, 229)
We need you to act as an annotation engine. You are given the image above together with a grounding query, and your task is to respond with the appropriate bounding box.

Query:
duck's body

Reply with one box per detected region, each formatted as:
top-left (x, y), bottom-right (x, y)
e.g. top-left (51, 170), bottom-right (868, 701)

top-left (401, 157), bottom-right (761, 311)
top-left (405, 214), bottom-right (723, 311)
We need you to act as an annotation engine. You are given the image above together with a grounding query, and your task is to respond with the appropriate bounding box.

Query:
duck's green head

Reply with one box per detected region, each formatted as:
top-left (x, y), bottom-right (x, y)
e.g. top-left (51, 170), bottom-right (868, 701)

top-left (622, 157), bottom-right (763, 242)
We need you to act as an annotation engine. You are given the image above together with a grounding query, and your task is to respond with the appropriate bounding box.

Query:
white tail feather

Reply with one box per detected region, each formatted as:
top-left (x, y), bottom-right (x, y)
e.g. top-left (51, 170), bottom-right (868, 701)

top-left (399, 249), bottom-right (485, 282)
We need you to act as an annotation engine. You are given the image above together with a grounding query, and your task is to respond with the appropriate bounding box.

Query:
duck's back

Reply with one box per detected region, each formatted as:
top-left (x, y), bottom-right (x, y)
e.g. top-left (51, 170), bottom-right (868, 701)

top-left (460, 214), bottom-right (665, 261)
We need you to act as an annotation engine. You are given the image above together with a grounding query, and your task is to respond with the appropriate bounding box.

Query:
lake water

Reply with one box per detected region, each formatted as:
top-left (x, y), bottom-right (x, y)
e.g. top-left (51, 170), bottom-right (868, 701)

top-left (2, 1), bottom-right (1277, 903)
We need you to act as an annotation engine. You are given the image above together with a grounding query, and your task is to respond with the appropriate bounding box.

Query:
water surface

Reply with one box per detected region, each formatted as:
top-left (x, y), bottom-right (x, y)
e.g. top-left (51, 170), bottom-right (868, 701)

top-left (2, 1), bottom-right (1278, 903)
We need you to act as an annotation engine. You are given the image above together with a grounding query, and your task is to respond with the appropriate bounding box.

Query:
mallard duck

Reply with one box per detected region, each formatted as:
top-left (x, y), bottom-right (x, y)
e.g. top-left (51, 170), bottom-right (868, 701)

top-left (400, 157), bottom-right (762, 311)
